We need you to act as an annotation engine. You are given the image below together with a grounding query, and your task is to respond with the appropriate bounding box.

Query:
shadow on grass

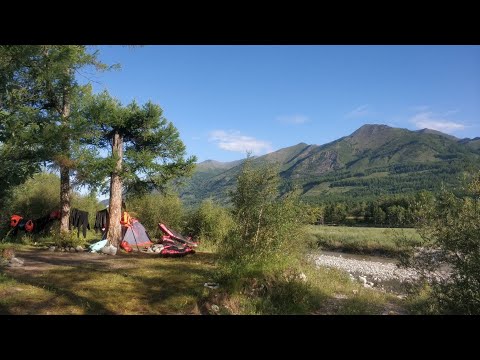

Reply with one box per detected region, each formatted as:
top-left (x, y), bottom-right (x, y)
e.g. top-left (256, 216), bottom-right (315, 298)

top-left (1, 249), bottom-right (398, 315)
top-left (1, 250), bottom-right (217, 315)
top-left (9, 249), bottom-right (118, 270)
top-left (0, 269), bottom-right (116, 315)
top-left (200, 266), bottom-right (399, 315)
top-left (114, 257), bottom-right (217, 314)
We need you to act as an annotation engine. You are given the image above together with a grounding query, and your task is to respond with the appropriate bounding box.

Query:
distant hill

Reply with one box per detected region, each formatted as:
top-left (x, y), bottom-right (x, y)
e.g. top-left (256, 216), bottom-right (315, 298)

top-left (196, 159), bottom-right (245, 172)
top-left (179, 124), bottom-right (480, 206)
top-left (415, 128), bottom-right (458, 141)
top-left (459, 137), bottom-right (480, 152)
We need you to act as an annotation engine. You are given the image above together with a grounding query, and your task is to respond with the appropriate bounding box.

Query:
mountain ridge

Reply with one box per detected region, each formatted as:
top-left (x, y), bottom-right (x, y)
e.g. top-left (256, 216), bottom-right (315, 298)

top-left (180, 125), bottom-right (480, 205)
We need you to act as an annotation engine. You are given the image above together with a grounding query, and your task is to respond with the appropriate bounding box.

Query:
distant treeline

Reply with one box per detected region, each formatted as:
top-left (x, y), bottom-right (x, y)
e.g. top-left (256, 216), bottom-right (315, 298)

top-left (300, 160), bottom-right (478, 203)
top-left (304, 190), bottom-right (456, 228)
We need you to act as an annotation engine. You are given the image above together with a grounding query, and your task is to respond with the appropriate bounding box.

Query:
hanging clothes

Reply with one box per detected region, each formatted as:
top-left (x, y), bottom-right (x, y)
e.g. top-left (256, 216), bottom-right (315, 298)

top-left (69, 208), bottom-right (90, 238)
top-left (94, 209), bottom-right (109, 234)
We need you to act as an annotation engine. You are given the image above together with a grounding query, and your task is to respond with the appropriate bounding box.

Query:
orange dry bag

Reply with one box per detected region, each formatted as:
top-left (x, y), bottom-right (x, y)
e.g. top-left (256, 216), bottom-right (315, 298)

top-left (10, 215), bottom-right (23, 227)
top-left (25, 220), bottom-right (34, 232)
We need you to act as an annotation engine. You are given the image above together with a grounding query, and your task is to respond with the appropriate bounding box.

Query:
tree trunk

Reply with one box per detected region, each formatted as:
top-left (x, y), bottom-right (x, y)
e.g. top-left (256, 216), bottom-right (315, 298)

top-left (107, 132), bottom-right (124, 247)
top-left (59, 166), bottom-right (71, 233)
top-left (59, 89), bottom-right (71, 233)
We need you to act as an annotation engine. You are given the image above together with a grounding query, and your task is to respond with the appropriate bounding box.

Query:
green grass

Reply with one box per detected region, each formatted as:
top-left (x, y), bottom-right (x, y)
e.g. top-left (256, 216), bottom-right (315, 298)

top-left (235, 264), bottom-right (406, 315)
top-left (0, 245), bottom-right (407, 315)
top-left (203, 259), bottom-right (404, 315)
top-left (0, 247), bottom-right (217, 314)
top-left (306, 225), bottom-right (422, 257)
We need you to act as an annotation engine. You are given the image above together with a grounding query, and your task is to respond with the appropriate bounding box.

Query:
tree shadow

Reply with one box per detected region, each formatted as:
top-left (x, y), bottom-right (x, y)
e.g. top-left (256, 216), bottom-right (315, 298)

top-left (1, 268), bottom-right (116, 315)
top-left (2, 249), bottom-right (395, 315)
top-left (1, 250), bottom-right (217, 315)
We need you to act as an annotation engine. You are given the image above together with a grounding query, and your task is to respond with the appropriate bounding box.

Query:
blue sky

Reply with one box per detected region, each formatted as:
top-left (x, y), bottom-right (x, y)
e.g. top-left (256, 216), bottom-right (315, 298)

top-left (87, 45), bottom-right (480, 163)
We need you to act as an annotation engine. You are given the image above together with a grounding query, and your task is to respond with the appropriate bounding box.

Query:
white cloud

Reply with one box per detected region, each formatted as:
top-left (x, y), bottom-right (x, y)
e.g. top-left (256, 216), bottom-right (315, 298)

top-left (346, 104), bottom-right (370, 118)
top-left (277, 114), bottom-right (310, 124)
top-left (410, 111), bottom-right (465, 133)
top-left (208, 130), bottom-right (272, 155)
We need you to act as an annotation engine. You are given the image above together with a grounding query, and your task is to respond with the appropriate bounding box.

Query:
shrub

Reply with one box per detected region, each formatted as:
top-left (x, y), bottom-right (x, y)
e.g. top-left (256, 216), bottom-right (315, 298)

top-left (0, 173), bottom-right (60, 241)
top-left (398, 173), bottom-right (480, 314)
top-left (127, 193), bottom-right (183, 239)
top-left (51, 227), bottom-right (87, 248)
top-left (217, 157), bottom-right (309, 281)
top-left (6, 172), bottom-right (60, 219)
top-left (184, 199), bottom-right (234, 250)
top-left (0, 172), bottom-right (103, 242)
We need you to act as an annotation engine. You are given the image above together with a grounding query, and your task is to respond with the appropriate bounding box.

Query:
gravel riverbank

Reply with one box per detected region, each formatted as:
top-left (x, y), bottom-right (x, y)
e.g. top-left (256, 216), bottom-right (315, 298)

top-left (312, 252), bottom-right (419, 292)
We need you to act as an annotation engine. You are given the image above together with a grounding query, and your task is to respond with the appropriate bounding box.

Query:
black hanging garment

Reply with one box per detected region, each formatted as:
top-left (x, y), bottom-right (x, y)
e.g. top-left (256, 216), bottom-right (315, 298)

top-left (94, 209), bottom-right (109, 235)
top-left (69, 208), bottom-right (90, 238)
top-left (69, 209), bottom-right (78, 231)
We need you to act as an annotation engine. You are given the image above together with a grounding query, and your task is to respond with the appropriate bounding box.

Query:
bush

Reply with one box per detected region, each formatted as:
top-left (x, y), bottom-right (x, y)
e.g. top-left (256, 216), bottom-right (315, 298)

top-left (0, 173), bottom-right (59, 240)
top-left (217, 157), bottom-right (309, 281)
top-left (0, 172), bottom-right (104, 242)
top-left (398, 173), bottom-right (480, 314)
top-left (5, 172), bottom-right (60, 219)
top-left (184, 199), bottom-right (234, 250)
top-left (127, 193), bottom-right (184, 239)
top-left (50, 226), bottom-right (87, 248)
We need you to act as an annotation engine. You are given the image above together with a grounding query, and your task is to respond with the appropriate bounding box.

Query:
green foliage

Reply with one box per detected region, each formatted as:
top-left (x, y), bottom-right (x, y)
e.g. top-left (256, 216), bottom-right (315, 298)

top-left (240, 272), bottom-right (317, 314)
top-left (0, 143), bottom-right (42, 203)
top-left (398, 172), bottom-right (480, 314)
top-left (217, 157), bottom-right (309, 280)
top-left (0, 46), bottom-right (114, 188)
top-left (0, 172), bottom-right (102, 242)
top-left (50, 228), bottom-right (87, 248)
top-left (184, 199), bottom-right (234, 249)
top-left (299, 203), bottom-right (324, 225)
top-left (127, 193), bottom-right (184, 239)
top-left (324, 203), bottom-right (347, 224)
top-left (83, 91), bottom-right (197, 195)
top-left (5, 172), bottom-right (60, 219)
top-left (83, 91), bottom-right (197, 245)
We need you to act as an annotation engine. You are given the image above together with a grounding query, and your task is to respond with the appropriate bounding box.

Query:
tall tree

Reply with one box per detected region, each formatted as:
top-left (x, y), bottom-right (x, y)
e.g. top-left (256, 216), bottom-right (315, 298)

top-left (84, 91), bottom-right (196, 246)
top-left (0, 45), bottom-right (113, 232)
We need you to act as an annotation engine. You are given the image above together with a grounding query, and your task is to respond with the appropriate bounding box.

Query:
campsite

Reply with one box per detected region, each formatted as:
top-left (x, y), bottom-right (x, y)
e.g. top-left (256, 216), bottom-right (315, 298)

top-left (1, 45), bottom-right (479, 315)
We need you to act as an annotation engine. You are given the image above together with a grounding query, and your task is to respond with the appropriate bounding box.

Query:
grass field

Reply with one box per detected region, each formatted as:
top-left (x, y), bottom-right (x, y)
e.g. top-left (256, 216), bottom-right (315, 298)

top-left (0, 246), bottom-right (217, 314)
top-left (306, 225), bottom-right (423, 257)
top-left (0, 245), bottom-right (406, 315)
